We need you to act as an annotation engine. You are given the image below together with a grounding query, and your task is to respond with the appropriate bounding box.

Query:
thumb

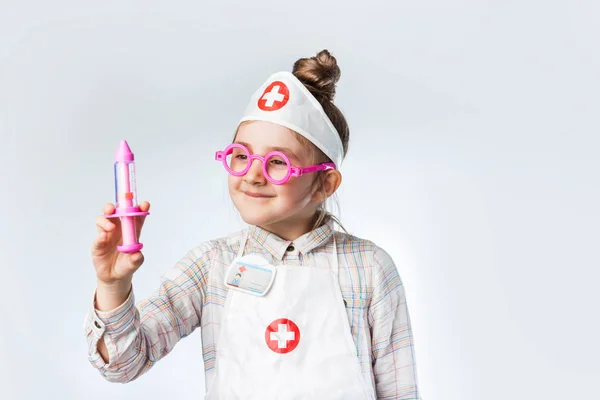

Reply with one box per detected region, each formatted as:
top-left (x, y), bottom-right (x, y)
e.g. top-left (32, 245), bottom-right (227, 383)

top-left (125, 251), bottom-right (145, 272)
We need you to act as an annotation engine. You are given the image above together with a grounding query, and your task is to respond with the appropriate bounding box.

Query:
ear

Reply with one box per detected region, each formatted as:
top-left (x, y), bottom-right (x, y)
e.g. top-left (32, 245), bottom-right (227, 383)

top-left (311, 170), bottom-right (342, 202)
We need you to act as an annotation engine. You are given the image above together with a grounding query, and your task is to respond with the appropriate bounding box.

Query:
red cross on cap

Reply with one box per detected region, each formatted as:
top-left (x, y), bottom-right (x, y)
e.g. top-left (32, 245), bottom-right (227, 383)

top-left (265, 318), bottom-right (300, 354)
top-left (258, 81), bottom-right (290, 111)
top-left (239, 266), bottom-right (247, 273)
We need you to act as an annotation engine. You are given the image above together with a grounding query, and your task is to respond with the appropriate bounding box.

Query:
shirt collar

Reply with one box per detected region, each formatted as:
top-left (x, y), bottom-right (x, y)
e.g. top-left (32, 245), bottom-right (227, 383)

top-left (246, 219), bottom-right (335, 261)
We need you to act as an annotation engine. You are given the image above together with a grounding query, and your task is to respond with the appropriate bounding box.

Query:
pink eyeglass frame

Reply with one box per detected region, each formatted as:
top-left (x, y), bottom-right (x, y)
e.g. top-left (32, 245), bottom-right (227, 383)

top-left (215, 143), bottom-right (336, 185)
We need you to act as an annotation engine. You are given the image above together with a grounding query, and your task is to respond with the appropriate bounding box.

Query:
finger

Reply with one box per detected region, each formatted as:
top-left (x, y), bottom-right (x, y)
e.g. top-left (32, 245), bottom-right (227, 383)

top-left (139, 201), bottom-right (150, 212)
top-left (134, 201), bottom-right (151, 238)
top-left (103, 202), bottom-right (116, 215)
top-left (96, 215), bottom-right (115, 234)
top-left (129, 251), bottom-right (144, 267)
top-left (91, 231), bottom-right (109, 254)
top-left (136, 201), bottom-right (150, 224)
top-left (96, 218), bottom-right (122, 238)
top-left (124, 251), bottom-right (145, 274)
top-left (99, 203), bottom-right (121, 232)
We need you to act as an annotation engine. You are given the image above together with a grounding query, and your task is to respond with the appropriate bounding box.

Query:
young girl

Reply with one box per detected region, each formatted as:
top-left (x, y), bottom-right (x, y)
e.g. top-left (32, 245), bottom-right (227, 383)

top-left (84, 50), bottom-right (421, 400)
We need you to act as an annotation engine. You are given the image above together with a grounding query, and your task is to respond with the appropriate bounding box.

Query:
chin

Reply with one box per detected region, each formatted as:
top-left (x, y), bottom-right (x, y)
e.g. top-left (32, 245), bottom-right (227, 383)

top-left (239, 213), bottom-right (272, 226)
top-left (232, 195), bottom-right (277, 226)
top-left (230, 191), bottom-right (312, 230)
top-left (238, 208), bottom-right (283, 227)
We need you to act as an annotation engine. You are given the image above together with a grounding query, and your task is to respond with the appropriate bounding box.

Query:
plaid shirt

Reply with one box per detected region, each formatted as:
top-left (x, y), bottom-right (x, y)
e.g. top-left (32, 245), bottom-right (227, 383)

top-left (83, 220), bottom-right (421, 399)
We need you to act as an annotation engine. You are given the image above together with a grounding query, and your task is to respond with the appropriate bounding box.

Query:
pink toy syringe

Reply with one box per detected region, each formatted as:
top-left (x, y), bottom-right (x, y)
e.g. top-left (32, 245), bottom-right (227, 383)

top-left (105, 140), bottom-right (149, 253)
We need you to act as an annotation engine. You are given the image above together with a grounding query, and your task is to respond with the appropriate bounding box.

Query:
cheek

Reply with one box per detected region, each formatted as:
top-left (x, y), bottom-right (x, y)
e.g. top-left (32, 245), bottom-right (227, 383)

top-left (277, 176), bottom-right (315, 200)
top-left (228, 175), bottom-right (241, 192)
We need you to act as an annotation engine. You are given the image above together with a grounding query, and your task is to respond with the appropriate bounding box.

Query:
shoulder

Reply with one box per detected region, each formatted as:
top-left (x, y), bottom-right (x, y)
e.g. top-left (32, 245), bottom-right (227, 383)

top-left (333, 229), bottom-right (396, 269)
top-left (334, 229), bottom-right (402, 289)
top-left (333, 230), bottom-right (405, 319)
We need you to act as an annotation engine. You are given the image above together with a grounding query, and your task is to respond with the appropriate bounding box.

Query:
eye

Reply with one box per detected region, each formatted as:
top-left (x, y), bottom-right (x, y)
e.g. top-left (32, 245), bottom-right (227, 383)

top-left (269, 158), bottom-right (287, 166)
top-left (231, 149), bottom-right (247, 160)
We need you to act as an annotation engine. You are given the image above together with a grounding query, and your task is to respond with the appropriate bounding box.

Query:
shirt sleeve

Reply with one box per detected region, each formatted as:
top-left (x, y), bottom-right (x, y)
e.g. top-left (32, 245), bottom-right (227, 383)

top-left (369, 246), bottom-right (421, 400)
top-left (82, 243), bottom-right (216, 383)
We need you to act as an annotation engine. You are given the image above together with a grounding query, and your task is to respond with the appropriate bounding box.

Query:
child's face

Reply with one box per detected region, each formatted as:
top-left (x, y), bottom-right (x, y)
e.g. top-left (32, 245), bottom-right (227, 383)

top-left (228, 120), bottom-right (321, 235)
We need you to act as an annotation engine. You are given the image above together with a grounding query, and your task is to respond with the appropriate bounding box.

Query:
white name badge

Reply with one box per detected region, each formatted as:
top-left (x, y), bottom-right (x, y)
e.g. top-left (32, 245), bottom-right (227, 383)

top-left (224, 255), bottom-right (276, 297)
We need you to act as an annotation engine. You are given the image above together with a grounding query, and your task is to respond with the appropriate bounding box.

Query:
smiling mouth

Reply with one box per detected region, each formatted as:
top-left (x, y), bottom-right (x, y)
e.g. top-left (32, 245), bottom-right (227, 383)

top-left (243, 192), bottom-right (274, 198)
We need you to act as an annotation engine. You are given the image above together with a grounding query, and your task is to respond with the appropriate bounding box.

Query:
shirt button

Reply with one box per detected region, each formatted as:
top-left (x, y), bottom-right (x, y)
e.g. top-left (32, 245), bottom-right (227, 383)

top-left (286, 245), bottom-right (295, 252)
top-left (94, 321), bottom-right (101, 329)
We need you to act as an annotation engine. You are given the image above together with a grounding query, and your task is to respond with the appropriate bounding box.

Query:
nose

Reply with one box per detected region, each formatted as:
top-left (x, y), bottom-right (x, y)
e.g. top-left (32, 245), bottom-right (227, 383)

top-left (243, 158), bottom-right (266, 185)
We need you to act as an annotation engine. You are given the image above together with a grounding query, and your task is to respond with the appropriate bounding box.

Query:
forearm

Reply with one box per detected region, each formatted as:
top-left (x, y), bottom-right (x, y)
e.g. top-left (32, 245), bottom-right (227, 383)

top-left (94, 279), bottom-right (132, 363)
top-left (84, 285), bottom-right (151, 383)
top-left (96, 278), bottom-right (132, 312)
top-left (84, 249), bottom-right (207, 382)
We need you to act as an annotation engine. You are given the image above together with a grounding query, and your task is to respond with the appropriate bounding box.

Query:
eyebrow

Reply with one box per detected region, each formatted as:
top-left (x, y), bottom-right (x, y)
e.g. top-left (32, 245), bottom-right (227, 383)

top-left (234, 141), bottom-right (302, 162)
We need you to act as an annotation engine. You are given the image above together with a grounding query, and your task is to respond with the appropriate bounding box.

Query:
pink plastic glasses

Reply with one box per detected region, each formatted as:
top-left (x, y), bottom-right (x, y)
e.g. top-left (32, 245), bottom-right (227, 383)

top-left (215, 143), bottom-right (336, 185)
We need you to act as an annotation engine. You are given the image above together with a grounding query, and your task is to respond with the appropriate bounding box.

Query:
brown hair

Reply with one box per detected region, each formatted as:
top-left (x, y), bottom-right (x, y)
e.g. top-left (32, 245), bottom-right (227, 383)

top-left (292, 49), bottom-right (350, 231)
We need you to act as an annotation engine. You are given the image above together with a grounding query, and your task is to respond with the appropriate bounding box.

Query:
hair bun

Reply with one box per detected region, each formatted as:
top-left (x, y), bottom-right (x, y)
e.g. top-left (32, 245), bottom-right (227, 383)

top-left (292, 49), bottom-right (341, 102)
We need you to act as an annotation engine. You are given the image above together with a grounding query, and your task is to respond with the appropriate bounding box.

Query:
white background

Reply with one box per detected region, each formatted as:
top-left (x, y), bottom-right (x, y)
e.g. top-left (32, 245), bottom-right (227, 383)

top-left (0, 1), bottom-right (598, 399)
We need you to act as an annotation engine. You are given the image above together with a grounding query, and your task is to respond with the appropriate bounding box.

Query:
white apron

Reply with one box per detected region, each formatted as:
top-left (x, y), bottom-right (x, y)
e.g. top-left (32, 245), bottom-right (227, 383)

top-left (204, 230), bottom-right (375, 400)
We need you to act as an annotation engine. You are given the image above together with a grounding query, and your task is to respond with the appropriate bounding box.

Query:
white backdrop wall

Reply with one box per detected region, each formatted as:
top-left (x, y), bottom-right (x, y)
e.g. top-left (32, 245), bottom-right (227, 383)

top-left (0, 1), bottom-right (598, 399)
